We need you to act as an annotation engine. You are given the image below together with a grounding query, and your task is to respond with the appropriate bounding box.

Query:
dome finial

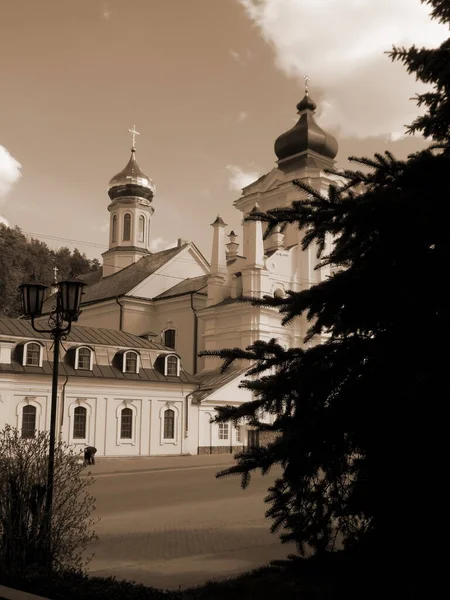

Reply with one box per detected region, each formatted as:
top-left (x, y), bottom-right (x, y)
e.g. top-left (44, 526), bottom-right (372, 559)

top-left (128, 124), bottom-right (140, 152)
top-left (303, 73), bottom-right (310, 96)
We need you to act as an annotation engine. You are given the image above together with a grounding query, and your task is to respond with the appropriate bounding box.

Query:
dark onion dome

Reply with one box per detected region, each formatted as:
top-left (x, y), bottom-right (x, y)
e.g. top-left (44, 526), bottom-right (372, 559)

top-left (108, 148), bottom-right (155, 201)
top-left (274, 93), bottom-right (338, 162)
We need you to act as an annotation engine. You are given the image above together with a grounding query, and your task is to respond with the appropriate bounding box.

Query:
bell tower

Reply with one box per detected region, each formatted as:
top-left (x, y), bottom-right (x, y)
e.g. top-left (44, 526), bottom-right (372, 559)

top-left (102, 126), bottom-right (155, 277)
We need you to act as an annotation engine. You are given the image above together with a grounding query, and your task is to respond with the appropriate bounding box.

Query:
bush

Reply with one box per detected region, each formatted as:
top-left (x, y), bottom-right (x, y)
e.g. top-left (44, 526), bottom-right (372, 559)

top-left (0, 425), bottom-right (98, 575)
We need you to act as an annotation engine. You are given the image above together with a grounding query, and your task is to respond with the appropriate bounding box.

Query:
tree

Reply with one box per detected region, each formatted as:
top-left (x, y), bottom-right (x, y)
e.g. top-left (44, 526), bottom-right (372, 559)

top-left (0, 225), bottom-right (100, 317)
top-left (0, 426), bottom-right (98, 576)
top-left (201, 0), bottom-right (449, 590)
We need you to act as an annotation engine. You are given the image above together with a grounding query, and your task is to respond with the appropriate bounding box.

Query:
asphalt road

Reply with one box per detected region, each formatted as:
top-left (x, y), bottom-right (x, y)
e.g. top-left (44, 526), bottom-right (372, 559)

top-left (87, 463), bottom-right (295, 590)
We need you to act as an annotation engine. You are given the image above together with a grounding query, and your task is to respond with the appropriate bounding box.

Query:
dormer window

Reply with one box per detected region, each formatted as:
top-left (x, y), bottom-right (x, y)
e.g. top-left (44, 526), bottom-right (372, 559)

top-left (123, 350), bottom-right (140, 374)
top-left (23, 342), bottom-right (43, 367)
top-left (75, 347), bottom-right (93, 371)
top-left (165, 354), bottom-right (180, 377)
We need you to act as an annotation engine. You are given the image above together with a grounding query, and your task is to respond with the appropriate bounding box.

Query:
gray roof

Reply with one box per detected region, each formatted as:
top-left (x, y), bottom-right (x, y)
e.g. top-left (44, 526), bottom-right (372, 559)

top-left (154, 275), bottom-right (209, 300)
top-left (192, 364), bottom-right (251, 402)
top-left (0, 317), bottom-right (168, 350)
top-left (82, 244), bottom-right (187, 303)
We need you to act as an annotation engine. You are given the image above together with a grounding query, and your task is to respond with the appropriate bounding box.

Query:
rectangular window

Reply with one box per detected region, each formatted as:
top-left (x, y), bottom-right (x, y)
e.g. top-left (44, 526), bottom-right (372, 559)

top-left (77, 348), bottom-right (91, 370)
top-left (125, 353), bottom-right (138, 373)
top-left (235, 426), bottom-right (241, 442)
top-left (21, 405), bottom-right (37, 439)
top-left (163, 409), bottom-right (175, 439)
top-left (164, 329), bottom-right (176, 349)
top-left (218, 423), bottom-right (229, 440)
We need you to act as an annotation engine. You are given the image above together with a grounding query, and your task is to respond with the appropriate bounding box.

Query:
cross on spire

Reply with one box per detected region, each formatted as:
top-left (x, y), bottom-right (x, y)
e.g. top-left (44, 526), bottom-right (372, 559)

top-left (53, 265), bottom-right (59, 284)
top-left (128, 125), bottom-right (140, 150)
top-left (303, 73), bottom-right (310, 95)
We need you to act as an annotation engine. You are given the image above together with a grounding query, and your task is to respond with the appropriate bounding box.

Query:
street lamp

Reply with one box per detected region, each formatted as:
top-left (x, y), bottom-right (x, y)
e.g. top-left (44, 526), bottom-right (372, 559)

top-left (19, 274), bottom-right (85, 568)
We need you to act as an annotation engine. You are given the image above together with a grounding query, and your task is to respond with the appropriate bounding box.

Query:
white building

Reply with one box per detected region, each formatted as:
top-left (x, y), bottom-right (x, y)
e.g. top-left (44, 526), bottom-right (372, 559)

top-left (0, 89), bottom-right (342, 456)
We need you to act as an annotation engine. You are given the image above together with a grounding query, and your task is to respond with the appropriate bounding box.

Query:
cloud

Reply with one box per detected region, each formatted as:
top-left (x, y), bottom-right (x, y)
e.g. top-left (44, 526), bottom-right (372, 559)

top-left (102, 1), bottom-right (111, 19)
top-left (226, 164), bottom-right (261, 192)
top-left (0, 145), bottom-right (22, 203)
top-left (237, 111), bottom-right (248, 123)
top-left (237, 0), bottom-right (448, 138)
top-left (150, 237), bottom-right (178, 252)
top-left (229, 49), bottom-right (244, 64)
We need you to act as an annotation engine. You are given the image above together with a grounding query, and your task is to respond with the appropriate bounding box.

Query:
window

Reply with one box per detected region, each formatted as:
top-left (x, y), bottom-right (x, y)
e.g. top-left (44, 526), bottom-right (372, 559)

top-left (274, 288), bottom-right (284, 299)
top-left (123, 213), bottom-right (131, 241)
top-left (24, 342), bottom-right (41, 366)
top-left (123, 351), bottom-right (139, 373)
top-left (73, 406), bottom-right (87, 439)
top-left (235, 425), bottom-right (241, 442)
top-left (21, 405), bottom-right (36, 439)
top-left (218, 423), bottom-right (229, 440)
top-left (163, 329), bottom-right (176, 349)
top-left (165, 355), bottom-right (179, 376)
top-left (138, 215), bottom-right (145, 243)
top-left (163, 409), bottom-right (175, 439)
top-left (120, 407), bottom-right (133, 439)
top-left (111, 214), bottom-right (117, 243)
top-left (76, 347), bottom-right (92, 370)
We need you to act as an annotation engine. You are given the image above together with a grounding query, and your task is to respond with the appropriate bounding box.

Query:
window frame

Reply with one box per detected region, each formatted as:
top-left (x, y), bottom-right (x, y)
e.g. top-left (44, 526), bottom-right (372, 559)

top-left (123, 350), bottom-right (140, 374)
top-left (163, 409), bottom-right (175, 440)
top-left (218, 422), bottom-right (229, 440)
top-left (138, 214), bottom-right (145, 243)
top-left (123, 212), bottom-right (132, 241)
top-left (163, 328), bottom-right (176, 349)
top-left (120, 407), bottom-right (133, 439)
top-left (22, 341), bottom-right (43, 367)
top-left (72, 405), bottom-right (87, 439)
top-left (111, 214), bottom-right (117, 243)
top-left (21, 404), bottom-right (37, 439)
top-left (159, 403), bottom-right (179, 445)
top-left (75, 346), bottom-right (94, 371)
top-left (115, 402), bottom-right (138, 446)
top-left (16, 398), bottom-right (42, 439)
top-left (68, 400), bottom-right (92, 445)
top-left (164, 354), bottom-right (180, 377)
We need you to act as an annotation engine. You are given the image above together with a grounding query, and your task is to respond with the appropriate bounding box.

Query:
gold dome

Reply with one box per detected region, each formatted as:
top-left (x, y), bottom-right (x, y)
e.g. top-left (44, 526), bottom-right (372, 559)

top-left (108, 149), bottom-right (155, 201)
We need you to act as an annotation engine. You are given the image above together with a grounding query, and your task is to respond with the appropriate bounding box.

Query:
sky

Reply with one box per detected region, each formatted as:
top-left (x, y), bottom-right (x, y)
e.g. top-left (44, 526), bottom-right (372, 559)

top-left (0, 0), bottom-right (447, 262)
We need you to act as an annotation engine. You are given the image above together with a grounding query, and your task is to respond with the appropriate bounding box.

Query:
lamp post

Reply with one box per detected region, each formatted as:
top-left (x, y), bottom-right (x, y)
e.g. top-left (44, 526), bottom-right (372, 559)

top-left (19, 275), bottom-right (85, 568)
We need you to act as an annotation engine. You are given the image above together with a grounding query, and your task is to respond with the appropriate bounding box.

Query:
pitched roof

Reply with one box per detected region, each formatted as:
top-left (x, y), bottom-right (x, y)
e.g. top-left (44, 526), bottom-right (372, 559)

top-left (192, 364), bottom-right (251, 402)
top-left (154, 275), bottom-right (209, 300)
top-left (80, 244), bottom-right (188, 304)
top-left (0, 316), bottom-right (168, 350)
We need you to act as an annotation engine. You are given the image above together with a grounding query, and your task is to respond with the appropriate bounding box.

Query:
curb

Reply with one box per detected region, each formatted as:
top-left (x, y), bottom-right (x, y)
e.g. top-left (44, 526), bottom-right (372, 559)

top-left (86, 462), bottom-right (234, 478)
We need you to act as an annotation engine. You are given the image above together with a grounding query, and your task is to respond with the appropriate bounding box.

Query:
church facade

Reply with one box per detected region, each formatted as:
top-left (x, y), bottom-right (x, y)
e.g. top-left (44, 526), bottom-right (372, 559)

top-left (0, 89), bottom-right (343, 456)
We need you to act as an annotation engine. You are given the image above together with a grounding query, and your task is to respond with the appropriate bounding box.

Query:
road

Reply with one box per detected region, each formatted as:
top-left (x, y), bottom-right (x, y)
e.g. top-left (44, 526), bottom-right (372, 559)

top-left (87, 462), bottom-right (295, 590)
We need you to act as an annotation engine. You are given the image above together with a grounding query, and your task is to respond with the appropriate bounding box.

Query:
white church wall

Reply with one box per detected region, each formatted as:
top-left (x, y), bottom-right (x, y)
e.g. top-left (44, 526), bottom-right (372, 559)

top-left (77, 300), bottom-right (121, 331)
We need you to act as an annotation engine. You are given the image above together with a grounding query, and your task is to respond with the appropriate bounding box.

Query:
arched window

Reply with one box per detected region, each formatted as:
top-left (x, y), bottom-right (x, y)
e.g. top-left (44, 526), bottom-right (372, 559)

top-left (120, 407), bottom-right (133, 439)
top-left (21, 405), bottom-right (37, 439)
top-left (76, 347), bottom-right (92, 370)
top-left (274, 288), bottom-right (284, 299)
top-left (123, 213), bottom-right (131, 241)
top-left (138, 215), bottom-right (145, 243)
top-left (24, 342), bottom-right (41, 367)
top-left (163, 409), bottom-right (175, 439)
top-left (123, 351), bottom-right (139, 374)
top-left (164, 329), bottom-right (176, 349)
top-left (165, 355), bottom-right (179, 377)
top-left (111, 215), bottom-right (117, 243)
top-left (73, 406), bottom-right (87, 439)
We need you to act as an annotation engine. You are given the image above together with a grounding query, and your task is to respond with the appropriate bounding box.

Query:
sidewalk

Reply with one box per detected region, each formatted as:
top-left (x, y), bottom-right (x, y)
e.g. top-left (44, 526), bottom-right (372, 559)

top-left (86, 453), bottom-right (237, 477)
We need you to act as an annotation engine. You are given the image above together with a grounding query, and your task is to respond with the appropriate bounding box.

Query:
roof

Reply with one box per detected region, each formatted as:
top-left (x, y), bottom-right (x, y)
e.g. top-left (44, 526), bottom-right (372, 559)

top-left (0, 358), bottom-right (198, 384)
top-left (154, 275), bottom-right (209, 300)
top-left (192, 364), bottom-right (251, 402)
top-left (0, 317), bottom-right (169, 350)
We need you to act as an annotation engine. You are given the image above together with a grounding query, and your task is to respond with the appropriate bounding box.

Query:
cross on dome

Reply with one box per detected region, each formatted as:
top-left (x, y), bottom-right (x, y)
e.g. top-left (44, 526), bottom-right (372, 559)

top-left (53, 265), bottom-right (59, 284)
top-left (303, 73), bottom-right (310, 96)
top-left (128, 125), bottom-right (140, 150)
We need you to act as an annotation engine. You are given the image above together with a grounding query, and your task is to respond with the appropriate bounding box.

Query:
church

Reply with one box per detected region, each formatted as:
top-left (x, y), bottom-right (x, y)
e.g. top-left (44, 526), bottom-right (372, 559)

top-left (0, 86), bottom-right (342, 457)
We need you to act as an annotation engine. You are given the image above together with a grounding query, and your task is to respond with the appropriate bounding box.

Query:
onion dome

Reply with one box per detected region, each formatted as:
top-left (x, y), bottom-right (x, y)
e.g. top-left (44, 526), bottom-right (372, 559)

top-left (108, 148), bottom-right (155, 201)
top-left (274, 93), bottom-right (338, 163)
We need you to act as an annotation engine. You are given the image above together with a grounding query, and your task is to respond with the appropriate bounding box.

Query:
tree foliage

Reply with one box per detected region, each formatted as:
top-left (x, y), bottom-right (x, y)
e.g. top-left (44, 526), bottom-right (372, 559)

top-left (201, 0), bottom-right (450, 586)
top-left (0, 225), bottom-right (100, 317)
top-left (0, 426), bottom-right (98, 575)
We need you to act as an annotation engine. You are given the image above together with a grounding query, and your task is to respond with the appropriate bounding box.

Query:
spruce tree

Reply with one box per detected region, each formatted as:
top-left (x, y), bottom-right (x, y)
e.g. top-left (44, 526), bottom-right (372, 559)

top-left (201, 0), bottom-right (450, 589)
